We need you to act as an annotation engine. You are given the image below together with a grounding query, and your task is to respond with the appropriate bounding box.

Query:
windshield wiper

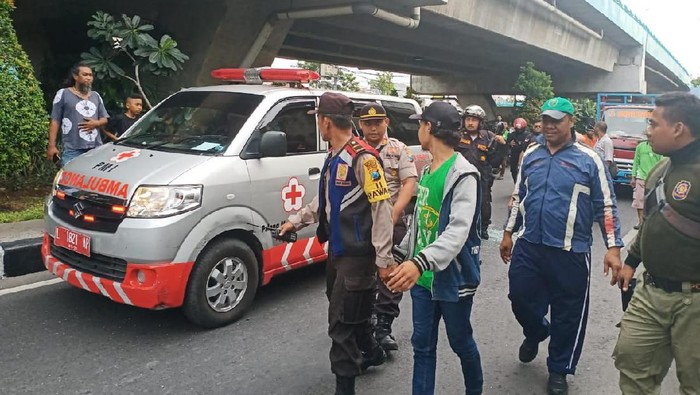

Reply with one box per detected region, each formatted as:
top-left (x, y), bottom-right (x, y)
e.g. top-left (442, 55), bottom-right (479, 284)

top-left (113, 133), bottom-right (174, 146)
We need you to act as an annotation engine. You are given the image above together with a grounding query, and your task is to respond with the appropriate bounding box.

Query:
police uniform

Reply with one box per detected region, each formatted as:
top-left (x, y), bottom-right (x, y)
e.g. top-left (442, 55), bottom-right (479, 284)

top-left (613, 138), bottom-right (700, 394)
top-left (287, 94), bottom-right (394, 391)
top-left (457, 130), bottom-right (496, 236)
top-left (359, 103), bottom-right (419, 348)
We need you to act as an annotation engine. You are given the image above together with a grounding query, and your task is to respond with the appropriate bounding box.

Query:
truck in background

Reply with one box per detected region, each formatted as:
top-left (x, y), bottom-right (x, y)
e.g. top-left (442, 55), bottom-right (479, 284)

top-left (596, 93), bottom-right (657, 186)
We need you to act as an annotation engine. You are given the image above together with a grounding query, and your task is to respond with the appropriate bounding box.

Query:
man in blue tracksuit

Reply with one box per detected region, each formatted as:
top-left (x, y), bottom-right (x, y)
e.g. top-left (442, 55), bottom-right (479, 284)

top-left (500, 97), bottom-right (623, 395)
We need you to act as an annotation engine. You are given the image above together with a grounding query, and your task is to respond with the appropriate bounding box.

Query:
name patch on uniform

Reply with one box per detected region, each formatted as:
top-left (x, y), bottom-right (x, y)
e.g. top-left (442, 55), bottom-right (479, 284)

top-left (672, 180), bottom-right (691, 200)
top-left (460, 138), bottom-right (471, 145)
top-left (363, 157), bottom-right (390, 203)
top-left (336, 164), bottom-right (348, 181)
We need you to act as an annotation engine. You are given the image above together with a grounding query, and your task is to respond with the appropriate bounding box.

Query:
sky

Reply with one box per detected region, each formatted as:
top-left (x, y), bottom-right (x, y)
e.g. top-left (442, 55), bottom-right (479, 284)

top-left (620, 0), bottom-right (700, 78)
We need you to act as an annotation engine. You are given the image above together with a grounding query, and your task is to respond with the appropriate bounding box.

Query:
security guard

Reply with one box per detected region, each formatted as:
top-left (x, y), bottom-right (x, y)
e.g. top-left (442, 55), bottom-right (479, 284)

top-left (613, 92), bottom-right (700, 394)
top-left (358, 103), bottom-right (418, 351)
top-left (279, 93), bottom-right (395, 395)
top-left (457, 104), bottom-right (505, 239)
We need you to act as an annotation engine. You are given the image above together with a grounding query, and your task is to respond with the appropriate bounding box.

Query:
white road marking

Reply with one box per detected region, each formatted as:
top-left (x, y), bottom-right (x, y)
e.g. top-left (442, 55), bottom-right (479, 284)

top-left (0, 278), bottom-right (63, 297)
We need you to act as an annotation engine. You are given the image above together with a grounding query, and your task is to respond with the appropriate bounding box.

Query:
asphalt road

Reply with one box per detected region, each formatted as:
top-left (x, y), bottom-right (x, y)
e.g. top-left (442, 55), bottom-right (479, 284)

top-left (0, 179), bottom-right (679, 394)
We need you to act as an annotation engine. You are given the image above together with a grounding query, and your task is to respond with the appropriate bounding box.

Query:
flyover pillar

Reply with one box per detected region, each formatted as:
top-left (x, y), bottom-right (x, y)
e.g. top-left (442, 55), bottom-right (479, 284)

top-left (183, 0), bottom-right (293, 87)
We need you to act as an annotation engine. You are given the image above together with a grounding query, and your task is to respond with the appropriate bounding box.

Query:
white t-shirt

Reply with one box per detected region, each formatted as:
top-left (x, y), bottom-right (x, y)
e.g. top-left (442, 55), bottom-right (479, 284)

top-left (594, 134), bottom-right (614, 162)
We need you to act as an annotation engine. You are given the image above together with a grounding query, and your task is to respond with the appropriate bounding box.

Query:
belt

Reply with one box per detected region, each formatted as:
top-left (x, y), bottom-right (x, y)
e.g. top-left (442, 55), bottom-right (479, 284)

top-left (644, 271), bottom-right (700, 293)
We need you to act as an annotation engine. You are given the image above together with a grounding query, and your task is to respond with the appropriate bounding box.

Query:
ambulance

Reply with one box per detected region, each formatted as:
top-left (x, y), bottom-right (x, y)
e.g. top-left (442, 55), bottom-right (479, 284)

top-left (43, 68), bottom-right (426, 328)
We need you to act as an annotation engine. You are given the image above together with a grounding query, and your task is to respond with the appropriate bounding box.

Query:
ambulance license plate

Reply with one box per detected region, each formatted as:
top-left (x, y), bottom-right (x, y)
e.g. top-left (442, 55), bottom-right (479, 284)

top-left (54, 226), bottom-right (91, 257)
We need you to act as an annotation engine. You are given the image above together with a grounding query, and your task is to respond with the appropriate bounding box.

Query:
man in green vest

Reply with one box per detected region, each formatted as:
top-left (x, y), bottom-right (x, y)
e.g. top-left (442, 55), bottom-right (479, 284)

top-left (630, 139), bottom-right (663, 229)
top-left (613, 92), bottom-right (700, 394)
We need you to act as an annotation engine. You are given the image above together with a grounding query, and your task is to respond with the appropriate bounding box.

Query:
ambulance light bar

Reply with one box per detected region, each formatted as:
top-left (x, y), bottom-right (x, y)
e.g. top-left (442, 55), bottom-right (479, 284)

top-left (210, 68), bottom-right (320, 84)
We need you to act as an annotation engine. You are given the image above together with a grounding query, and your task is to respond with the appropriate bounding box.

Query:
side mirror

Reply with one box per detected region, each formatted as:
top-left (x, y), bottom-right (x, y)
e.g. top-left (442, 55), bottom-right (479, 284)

top-left (260, 131), bottom-right (287, 157)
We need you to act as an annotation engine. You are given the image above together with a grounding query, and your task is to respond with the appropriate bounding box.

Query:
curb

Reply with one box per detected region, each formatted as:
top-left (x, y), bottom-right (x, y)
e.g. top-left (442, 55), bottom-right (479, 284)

top-left (0, 237), bottom-right (44, 278)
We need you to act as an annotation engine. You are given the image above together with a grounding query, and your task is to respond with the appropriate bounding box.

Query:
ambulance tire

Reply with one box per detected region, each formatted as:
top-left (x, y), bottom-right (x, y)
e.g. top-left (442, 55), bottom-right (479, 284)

top-left (183, 239), bottom-right (259, 328)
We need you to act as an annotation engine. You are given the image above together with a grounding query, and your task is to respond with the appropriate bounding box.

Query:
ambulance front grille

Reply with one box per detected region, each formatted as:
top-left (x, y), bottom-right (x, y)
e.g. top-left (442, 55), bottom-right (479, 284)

top-left (50, 238), bottom-right (127, 282)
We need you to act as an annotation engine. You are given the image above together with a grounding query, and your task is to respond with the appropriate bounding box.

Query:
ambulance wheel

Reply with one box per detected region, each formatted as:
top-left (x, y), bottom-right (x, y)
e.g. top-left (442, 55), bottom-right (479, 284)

top-left (183, 239), bottom-right (259, 328)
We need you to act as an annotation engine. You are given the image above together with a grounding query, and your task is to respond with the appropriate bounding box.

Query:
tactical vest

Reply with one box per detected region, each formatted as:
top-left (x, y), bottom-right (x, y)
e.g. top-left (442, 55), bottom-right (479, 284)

top-left (646, 160), bottom-right (700, 240)
top-left (457, 130), bottom-right (492, 176)
top-left (317, 137), bottom-right (382, 257)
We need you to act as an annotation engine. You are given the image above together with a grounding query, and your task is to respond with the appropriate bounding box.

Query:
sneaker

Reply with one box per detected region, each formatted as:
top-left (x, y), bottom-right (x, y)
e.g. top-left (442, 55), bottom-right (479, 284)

top-left (480, 230), bottom-right (490, 240)
top-left (547, 373), bottom-right (568, 395)
top-left (361, 345), bottom-right (386, 371)
top-left (497, 175), bottom-right (504, 180)
top-left (633, 224), bottom-right (640, 230)
top-left (518, 338), bottom-right (538, 363)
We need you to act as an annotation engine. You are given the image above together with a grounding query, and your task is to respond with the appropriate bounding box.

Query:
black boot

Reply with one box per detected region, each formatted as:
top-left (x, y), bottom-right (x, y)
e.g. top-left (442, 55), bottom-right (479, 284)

top-left (375, 314), bottom-right (398, 351)
top-left (480, 229), bottom-right (490, 240)
top-left (547, 373), bottom-right (568, 395)
top-left (361, 344), bottom-right (387, 371)
top-left (335, 375), bottom-right (355, 395)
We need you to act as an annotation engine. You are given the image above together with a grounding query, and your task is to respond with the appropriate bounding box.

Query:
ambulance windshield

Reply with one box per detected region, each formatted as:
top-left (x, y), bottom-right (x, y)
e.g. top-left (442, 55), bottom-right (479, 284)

top-left (116, 91), bottom-right (263, 154)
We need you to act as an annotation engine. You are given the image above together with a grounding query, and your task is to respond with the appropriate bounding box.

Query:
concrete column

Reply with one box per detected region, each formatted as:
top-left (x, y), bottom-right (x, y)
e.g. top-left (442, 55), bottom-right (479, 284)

top-left (456, 95), bottom-right (498, 120)
top-left (192, 0), bottom-right (293, 86)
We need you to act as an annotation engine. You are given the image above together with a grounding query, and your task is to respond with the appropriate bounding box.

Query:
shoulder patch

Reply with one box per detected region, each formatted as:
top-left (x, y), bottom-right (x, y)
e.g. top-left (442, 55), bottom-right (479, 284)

top-left (362, 157), bottom-right (390, 203)
top-left (672, 180), bottom-right (691, 201)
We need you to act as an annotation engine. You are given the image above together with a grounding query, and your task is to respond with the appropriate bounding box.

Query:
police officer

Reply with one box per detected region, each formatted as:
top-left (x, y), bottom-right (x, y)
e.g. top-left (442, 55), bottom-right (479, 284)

top-left (358, 103), bottom-right (418, 351)
top-left (279, 93), bottom-right (395, 395)
top-left (457, 105), bottom-right (505, 240)
top-left (613, 92), bottom-right (700, 394)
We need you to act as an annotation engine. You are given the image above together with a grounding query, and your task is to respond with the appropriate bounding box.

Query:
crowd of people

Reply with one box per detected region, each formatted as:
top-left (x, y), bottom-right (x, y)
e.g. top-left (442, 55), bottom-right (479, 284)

top-left (46, 62), bottom-right (700, 395)
top-left (278, 92), bottom-right (699, 395)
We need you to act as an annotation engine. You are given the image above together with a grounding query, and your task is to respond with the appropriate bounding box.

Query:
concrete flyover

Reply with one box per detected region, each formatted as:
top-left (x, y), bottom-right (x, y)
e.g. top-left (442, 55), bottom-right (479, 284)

top-left (14, 0), bottom-right (691, 107)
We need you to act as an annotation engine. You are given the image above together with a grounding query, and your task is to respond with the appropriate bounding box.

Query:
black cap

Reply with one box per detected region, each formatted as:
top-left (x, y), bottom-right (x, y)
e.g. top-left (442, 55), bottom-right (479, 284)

top-left (409, 102), bottom-right (461, 131)
top-left (308, 92), bottom-right (354, 116)
top-left (358, 103), bottom-right (387, 120)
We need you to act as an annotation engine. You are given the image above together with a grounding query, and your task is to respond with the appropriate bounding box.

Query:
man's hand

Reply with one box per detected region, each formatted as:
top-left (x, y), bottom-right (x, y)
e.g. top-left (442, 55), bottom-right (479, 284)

top-left (604, 247), bottom-right (622, 286)
top-left (377, 265), bottom-right (395, 283)
top-left (277, 221), bottom-right (296, 236)
top-left (391, 207), bottom-right (401, 225)
top-left (47, 145), bottom-right (59, 161)
top-left (500, 232), bottom-right (513, 264)
top-left (618, 265), bottom-right (636, 292)
top-left (386, 260), bottom-right (421, 293)
top-left (494, 135), bottom-right (506, 144)
top-left (78, 118), bottom-right (102, 132)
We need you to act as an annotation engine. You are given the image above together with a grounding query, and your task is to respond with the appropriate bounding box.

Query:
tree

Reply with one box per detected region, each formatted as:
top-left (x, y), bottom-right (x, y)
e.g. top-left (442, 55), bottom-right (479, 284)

top-left (371, 71), bottom-right (396, 96)
top-left (514, 62), bottom-right (554, 126)
top-left (571, 98), bottom-right (596, 133)
top-left (298, 61), bottom-right (359, 92)
top-left (81, 11), bottom-right (189, 109)
top-left (692, 76), bottom-right (700, 87)
top-left (0, 0), bottom-right (51, 188)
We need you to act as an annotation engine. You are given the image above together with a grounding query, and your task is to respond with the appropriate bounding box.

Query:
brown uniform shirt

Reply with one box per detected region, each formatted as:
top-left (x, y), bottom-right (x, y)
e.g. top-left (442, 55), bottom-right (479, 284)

top-left (373, 137), bottom-right (418, 204)
top-left (288, 150), bottom-right (394, 268)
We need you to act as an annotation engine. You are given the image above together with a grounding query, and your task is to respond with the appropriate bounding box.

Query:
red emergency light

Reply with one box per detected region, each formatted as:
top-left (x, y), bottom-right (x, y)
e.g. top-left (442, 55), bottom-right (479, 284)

top-left (210, 68), bottom-right (320, 84)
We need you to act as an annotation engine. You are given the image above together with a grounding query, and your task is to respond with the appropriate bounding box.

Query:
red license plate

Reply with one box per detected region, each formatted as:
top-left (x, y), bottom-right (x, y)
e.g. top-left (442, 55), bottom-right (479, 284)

top-left (54, 226), bottom-right (91, 257)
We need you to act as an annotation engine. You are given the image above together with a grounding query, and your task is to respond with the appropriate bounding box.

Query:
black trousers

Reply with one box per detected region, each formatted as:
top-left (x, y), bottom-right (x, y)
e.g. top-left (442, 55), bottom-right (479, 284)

top-left (326, 254), bottom-right (377, 377)
top-left (480, 175), bottom-right (493, 232)
top-left (374, 221), bottom-right (408, 318)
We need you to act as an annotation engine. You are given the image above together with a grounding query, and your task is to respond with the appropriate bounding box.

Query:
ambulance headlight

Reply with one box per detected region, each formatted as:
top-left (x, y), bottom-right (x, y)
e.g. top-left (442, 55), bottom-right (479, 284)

top-left (52, 169), bottom-right (64, 196)
top-left (127, 185), bottom-right (202, 218)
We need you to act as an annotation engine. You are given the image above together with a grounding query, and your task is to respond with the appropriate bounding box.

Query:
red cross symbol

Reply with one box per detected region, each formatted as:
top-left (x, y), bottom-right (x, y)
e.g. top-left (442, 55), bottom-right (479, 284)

top-left (110, 149), bottom-right (141, 163)
top-left (286, 184), bottom-right (302, 205)
top-left (282, 177), bottom-right (306, 212)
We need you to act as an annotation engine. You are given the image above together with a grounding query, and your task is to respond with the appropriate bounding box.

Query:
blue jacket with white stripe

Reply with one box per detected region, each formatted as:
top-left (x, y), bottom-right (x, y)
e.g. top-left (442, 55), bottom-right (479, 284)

top-left (505, 137), bottom-right (623, 253)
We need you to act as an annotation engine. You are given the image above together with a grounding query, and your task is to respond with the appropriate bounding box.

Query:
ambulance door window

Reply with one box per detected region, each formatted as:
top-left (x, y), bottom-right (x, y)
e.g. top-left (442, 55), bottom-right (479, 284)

top-left (258, 100), bottom-right (318, 155)
top-left (382, 100), bottom-right (420, 146)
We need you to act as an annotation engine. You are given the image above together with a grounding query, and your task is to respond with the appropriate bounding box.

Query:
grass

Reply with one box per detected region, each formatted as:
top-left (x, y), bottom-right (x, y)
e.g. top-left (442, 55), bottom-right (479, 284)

top-left (0, 188), bottom-right (50, 224)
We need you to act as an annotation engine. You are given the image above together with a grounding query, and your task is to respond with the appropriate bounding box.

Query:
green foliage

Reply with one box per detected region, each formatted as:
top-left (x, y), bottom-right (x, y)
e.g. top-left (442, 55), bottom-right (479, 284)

top-left (572, 98), bottom-right (596, 133)
top-left (0, 1), bottom-right (52, 189)
top-left (0, 198), bottom-right (44, 223)
top-left (81, 11), bottom-right (189, 108)
top-left (298, 61), bottom-right (359, 92)
top-left (371, 71), bottom-right (396, 96)
top-left (514, 62), bottom-right (554, 126)
top-left (692, 76), bottom-right (700, 87)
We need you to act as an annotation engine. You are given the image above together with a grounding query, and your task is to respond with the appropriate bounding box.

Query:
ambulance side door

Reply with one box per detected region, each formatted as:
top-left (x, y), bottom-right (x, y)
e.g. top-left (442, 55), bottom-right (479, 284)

top-left (243, 98), bottom-right (325, 243)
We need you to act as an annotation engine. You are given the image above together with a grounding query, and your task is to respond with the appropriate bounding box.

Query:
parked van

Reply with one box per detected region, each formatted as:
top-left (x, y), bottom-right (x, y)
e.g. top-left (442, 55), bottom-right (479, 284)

top-left (43, 69), bottom-right (425, 327)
